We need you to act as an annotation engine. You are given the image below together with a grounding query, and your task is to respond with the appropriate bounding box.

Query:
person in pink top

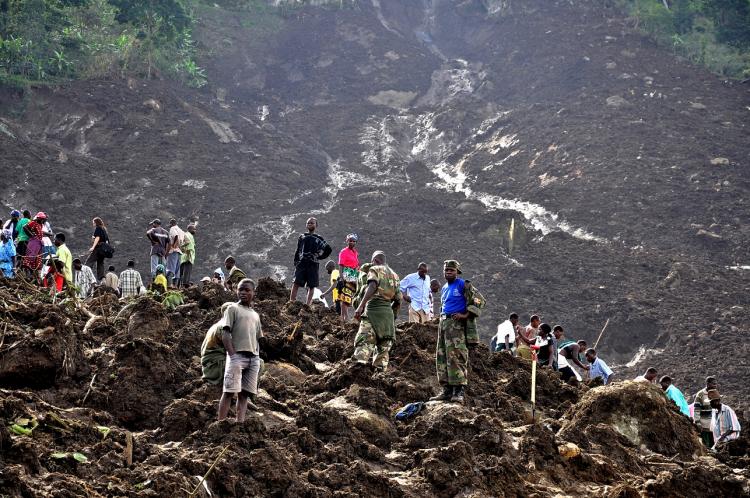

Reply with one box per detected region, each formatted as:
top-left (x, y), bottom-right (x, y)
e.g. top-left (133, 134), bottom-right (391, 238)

top-left (337, 233), bottom-right (360, 321)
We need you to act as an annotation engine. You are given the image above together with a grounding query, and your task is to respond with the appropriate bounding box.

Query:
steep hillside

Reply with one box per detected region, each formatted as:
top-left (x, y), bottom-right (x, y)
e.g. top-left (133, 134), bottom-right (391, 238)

top-left (1, 0), bottom-right (748, 403)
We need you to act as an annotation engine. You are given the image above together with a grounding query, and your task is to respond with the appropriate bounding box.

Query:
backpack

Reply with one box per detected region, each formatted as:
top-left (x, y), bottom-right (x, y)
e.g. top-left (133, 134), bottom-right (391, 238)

top-left (97, 241), bottom-right (115, 259)
top-left (395, 402), bottom-right (425, 422)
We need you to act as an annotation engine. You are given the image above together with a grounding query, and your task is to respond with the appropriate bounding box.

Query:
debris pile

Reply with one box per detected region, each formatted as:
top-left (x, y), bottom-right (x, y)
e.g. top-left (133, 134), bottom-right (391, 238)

top-left (0, 278), bottom-right (747, 496)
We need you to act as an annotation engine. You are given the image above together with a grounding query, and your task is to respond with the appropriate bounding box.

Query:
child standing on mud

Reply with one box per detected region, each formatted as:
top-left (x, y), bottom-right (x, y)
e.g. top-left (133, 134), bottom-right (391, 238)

top-left (217, 278), bottom-right (263, 422)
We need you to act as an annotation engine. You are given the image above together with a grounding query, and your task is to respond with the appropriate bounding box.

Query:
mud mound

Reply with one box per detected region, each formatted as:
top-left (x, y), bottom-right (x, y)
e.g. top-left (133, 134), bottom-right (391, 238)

top-left (0, 278), bottom-right (747, 496)
top-left (559, 381), bottom-right (704, 459)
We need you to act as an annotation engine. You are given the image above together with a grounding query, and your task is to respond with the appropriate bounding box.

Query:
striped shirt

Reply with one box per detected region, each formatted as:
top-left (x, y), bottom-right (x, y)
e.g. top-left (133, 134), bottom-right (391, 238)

top-left (711, 405), bottom-right (741, 444)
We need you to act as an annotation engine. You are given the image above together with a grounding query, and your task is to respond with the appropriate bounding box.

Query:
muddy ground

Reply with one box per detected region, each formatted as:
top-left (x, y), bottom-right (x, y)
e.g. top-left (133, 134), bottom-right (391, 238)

top-left (0, 0), bottom-right (748, 421)
top-left (0, 278), bottom-right (747, 496)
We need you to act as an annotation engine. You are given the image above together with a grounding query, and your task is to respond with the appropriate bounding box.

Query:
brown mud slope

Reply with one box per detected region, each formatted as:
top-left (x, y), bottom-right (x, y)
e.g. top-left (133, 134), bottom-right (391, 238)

top-left (0, 278), bottom-right (748, 497)
top-left (1, 0), bottom-right (749, 410)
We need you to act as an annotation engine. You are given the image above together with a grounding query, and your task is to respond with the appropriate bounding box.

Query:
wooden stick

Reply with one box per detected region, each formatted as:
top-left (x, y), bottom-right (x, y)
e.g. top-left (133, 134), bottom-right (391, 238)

top-left (80, 374), bottom-right (97, 406)
top-left (189, 445), bottom-right (230, 497)
top-left (124, 431), bottom-right (133, 467)
top-left (593, 318), bottom-right (610, 350)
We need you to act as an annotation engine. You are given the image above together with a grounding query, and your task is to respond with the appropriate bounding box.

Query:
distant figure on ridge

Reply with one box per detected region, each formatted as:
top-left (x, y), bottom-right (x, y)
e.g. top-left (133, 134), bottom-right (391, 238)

top-left (146, 219), bottom-right (169, 279)
top-left (166, 218), bottom-right (185, 287)
top-left (290, 217), bottom-right (331, 305)
top-left (180, 223), bottom-right (196, 288)
top-left (224, 256), bottom-right (246, 291)
top-left (119, 260), bottom-right (144, 299)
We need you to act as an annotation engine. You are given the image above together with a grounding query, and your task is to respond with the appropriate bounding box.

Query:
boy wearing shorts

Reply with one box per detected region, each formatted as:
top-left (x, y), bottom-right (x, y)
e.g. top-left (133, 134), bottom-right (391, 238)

top-left (217, 278), bottom-right (263, 422)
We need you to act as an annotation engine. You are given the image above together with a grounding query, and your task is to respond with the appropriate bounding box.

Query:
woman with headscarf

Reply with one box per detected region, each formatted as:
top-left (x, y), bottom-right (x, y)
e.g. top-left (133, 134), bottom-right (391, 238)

top-left (338, 233), bottom-right (360, 321)
top-left (20, 212), bottom-right (45, 280)
top-left (0, 229), bottom-right (17, 278)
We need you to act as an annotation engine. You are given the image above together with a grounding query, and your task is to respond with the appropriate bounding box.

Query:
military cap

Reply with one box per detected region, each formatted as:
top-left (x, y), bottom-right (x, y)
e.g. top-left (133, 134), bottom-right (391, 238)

top-left (443, 260), bottom-right (462, 274)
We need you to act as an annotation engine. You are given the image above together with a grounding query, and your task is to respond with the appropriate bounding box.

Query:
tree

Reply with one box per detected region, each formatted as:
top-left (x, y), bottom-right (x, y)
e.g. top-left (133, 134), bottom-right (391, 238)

top-left (703, 0), bottom-right (750, 48)
top-left (107, 0), bottom-right (190, 78)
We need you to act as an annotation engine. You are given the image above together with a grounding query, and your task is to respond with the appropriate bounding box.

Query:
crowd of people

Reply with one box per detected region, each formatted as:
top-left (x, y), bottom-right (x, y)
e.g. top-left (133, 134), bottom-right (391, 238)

top-left (0, 210), bottom-right (741, 449)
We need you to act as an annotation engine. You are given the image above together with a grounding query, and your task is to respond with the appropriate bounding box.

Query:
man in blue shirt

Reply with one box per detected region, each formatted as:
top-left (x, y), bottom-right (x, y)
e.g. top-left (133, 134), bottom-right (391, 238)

top-left (584, 348), bottom-right (614, 385)
top-left (399, 262), bottom-right (432, 324)
top-left (660, 376), bottom-right (690, 417)
top-left (429, 260), bottom-right (482, 404)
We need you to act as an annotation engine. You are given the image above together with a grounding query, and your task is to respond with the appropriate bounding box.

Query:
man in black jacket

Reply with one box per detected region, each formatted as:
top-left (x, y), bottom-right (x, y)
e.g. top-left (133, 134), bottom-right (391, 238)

top-left (290, 217), bottom-right (332, 305)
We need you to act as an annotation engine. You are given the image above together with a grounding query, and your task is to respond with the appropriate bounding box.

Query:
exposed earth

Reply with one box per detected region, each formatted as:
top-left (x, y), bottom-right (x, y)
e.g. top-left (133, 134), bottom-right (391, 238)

top-left (0, 278), bottom-right (748, 496)
top-left (0, 0), bottom-right (749, 470)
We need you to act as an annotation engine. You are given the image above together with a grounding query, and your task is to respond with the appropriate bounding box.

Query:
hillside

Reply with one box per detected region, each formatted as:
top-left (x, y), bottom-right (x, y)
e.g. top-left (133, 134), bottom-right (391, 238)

top-left (1, 0), bottom-right (749, 407)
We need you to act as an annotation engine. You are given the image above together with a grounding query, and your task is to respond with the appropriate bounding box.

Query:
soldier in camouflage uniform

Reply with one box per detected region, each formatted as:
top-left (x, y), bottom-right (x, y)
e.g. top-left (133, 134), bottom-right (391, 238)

top-left (351, 251), bottom-right (401, 371)
top-left (430, 260), bottom-right (484, 404)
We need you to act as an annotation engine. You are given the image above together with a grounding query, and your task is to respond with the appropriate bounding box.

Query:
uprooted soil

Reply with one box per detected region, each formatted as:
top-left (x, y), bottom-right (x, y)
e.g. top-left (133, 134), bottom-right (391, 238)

top-left (0, 278), bottom-right (747, 497)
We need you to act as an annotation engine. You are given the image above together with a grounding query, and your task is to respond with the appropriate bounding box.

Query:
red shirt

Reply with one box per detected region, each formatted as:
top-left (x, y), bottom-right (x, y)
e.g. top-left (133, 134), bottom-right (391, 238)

top-left (338, 247), bottom-right (359, 269)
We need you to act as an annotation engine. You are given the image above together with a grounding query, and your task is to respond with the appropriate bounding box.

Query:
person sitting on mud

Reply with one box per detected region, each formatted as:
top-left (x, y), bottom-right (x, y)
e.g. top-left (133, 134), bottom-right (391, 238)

top-left (554, 325), bottom-right (589, 385)
top-left (218, 278), bottom-right (264, 422)
top-left (352, 251), bottom-right (401, 372)
top-left (634, 367), bottom-right (658, 383)
top-left (150, 264), bottom-right (168, 294)
top-left (660, 376), bottom-right (690, 417)
top-left (202, 302), bottom-right (234, 385)
top-left (224, 256), bottom-right (246, 291)
top-left (584, 348), bottom-right (614, 385)
top-left (708, 389), bottom-right (741, 450)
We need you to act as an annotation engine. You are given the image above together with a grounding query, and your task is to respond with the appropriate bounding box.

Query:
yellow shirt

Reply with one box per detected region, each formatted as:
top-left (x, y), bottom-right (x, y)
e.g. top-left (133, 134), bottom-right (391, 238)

top-left (331, 269), bottom-right (340, 301)
top-left (153, 274), bottom-right (168, 292)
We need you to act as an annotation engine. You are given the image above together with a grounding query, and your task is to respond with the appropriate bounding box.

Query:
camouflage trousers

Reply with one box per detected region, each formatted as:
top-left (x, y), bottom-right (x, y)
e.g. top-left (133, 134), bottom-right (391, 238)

top-left (436, 317), bottom-right (469, 386)
top-left (352, 319), bottom-right (394, 370)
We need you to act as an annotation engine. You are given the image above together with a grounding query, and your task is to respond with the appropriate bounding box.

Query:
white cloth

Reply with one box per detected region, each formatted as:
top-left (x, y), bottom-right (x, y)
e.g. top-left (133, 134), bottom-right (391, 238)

top-left (493, 320), bottom-right (515, 346)
top-left (312, 288), bottom-right (329, 307)
top-left (168, 225), bottom-right (185, 254)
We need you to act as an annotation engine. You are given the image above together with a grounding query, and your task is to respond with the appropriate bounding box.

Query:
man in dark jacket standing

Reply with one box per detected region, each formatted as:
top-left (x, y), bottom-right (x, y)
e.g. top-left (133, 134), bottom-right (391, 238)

top-left (290, 217), bottom-right (332, 305)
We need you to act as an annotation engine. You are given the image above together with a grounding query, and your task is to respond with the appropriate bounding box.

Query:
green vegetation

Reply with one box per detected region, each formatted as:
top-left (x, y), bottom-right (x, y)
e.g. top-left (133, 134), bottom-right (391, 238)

top-left (0, 0), bottom-right (206, 88)
top-left (618, 0), bottom-right (750, 79)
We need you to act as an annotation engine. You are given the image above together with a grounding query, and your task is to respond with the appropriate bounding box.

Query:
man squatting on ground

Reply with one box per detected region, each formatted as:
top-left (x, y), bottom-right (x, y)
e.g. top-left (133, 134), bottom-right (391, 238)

top-left (352, 251), bottom-right (401, 371)
top-left (217, 278), bottom-right (263, 423)
top-left (430, 260), bottom-right (483, 404)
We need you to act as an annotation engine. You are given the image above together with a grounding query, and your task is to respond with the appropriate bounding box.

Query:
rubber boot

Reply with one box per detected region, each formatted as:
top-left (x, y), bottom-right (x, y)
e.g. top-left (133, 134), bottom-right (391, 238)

top-left (451, 385), bottom-right (465, 404)
top-left (429, 385), bottom-right (453, 402)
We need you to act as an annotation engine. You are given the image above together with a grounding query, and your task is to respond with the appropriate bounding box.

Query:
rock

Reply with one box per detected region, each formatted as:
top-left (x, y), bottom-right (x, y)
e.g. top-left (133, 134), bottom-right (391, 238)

top-left (606, 95), bottom-right (629, 107)
top-left (690, 102), bottom-right (707, 110)
top-left (710, 157), bottom-right (729, 165)
top-left (142, 99), bottom-right (161, 111)
top-left (605, 62), bottom-right (617, 69)
top-left (265, 361), bottom-right (307, 387)
top-left (695, 229), bottom-right (723, 241)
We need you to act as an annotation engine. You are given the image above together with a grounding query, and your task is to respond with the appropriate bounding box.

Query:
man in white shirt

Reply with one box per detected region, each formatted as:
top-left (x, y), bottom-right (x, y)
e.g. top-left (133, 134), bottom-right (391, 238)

top-left (399, 262), bottom-right (432, 324)
top-left (166, 218), bottom-right (185, 287)
top-left (491, 313), bottom-right (521, 353)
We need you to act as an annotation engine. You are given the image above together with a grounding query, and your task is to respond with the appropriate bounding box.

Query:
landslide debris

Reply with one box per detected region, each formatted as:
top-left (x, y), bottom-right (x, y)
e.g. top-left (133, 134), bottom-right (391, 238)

top-left (0, 278), bottom-right (747, 497)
